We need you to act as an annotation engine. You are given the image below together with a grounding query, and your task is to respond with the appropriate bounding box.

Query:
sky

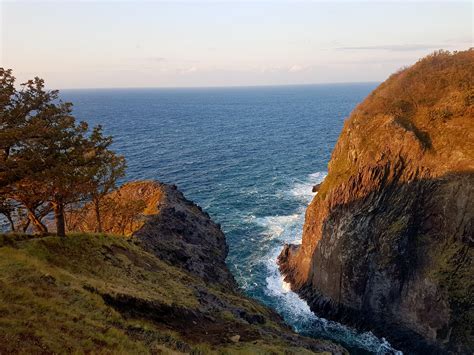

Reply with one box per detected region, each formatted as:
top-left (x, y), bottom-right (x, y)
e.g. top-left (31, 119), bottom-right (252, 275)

top-left (1, 0), bottom-right (472, 89)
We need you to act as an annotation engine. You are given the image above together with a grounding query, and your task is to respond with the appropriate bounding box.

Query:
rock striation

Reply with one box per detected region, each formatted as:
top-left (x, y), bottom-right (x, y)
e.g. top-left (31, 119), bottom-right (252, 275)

top-left (279, 50), bottom-right (474, 353)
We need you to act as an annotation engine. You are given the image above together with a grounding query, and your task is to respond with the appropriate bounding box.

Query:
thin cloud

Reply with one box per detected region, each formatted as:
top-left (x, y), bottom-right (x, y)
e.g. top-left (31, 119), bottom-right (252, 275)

top-left (179, 66), bottom-right (198, 74)
top-left (289, 65), bottom-right (306, 73)
top-left (336, 44), bottom-right (451, 52)
top-left (147, 57), bottom-right (167, 62)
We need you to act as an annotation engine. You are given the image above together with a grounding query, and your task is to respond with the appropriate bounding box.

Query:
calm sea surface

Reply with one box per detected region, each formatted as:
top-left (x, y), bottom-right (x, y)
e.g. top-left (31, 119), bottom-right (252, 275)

top-left (61, 84), bottom-right (400, 354)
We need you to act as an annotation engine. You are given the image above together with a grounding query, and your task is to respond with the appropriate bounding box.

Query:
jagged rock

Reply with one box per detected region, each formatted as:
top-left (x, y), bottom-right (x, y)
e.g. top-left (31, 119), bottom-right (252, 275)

top-left (133, 182), bottom-right (235, 287)
top-left (279, 50), bottom-right (474, 353)
top-left (312, 183), bottom-right (321, 193)
top-left (67, 180), bottom-right (235, 287)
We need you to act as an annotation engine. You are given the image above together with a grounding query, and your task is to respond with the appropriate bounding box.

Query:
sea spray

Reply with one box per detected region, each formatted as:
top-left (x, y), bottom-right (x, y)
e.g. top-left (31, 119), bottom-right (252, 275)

top-left (256, 172), bottom-right (402, 354)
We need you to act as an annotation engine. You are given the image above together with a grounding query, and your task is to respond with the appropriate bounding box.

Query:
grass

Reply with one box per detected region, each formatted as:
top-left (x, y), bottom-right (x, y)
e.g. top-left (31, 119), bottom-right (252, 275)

top-left (0, 233), bottom-right (334, 354)
top-left (315, 50), bottom-right (474, 204)
top-left (0, 233), bottom-right (199, 353)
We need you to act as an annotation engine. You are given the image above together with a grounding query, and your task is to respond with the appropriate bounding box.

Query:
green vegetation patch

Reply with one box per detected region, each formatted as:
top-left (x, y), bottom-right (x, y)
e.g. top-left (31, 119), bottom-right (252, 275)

top-left (428, 239), bottom-right (474, 348)
top-left (0, 233), bottom-right (202, 353)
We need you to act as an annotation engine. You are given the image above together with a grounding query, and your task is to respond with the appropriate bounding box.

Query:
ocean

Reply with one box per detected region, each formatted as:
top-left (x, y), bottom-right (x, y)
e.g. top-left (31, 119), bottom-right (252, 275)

top-left (60, 83), bottom-right (401, 354)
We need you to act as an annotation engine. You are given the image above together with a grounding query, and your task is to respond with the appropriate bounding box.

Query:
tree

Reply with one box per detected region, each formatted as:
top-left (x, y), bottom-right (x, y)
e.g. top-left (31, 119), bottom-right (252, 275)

top-left (2, 76), bottom-right (89, 236)
top-left (0, 71), bottom-right (63, 189)
top-left (0, 68), bottom-right (16, 167)
top-left (38, 119), bottom-right (91, 237)
top-left (86, 127), bottom-right (126, 232)
top-left (7, 179), bottom-right (50, 233)
top-left (0, 68), bottom-right (126, 237)
top-left (0, 71), bottom-right (64, 233)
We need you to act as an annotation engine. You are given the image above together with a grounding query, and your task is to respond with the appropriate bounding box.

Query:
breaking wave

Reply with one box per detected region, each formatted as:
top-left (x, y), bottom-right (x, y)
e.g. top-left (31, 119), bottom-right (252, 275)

top-left (255, 172), bottom-right (402, 354)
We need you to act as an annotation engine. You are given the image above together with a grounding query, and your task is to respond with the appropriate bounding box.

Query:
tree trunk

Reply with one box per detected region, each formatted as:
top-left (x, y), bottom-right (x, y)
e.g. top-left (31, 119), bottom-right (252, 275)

top-left (53, 201), bottom-right (66, 237)
top-left (27, 210), bottom-right (48, 234)
top-left (94, 198), bottom-right (102, 233)
top-left (6, 214), bottom-right (15, 232)
top-left (22, 218), bottom-right (30, 233)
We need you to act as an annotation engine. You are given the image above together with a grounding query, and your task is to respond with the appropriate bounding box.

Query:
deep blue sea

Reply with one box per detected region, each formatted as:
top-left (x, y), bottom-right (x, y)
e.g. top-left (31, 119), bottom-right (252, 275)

top-left (60, 84), bottom-right (400, 354)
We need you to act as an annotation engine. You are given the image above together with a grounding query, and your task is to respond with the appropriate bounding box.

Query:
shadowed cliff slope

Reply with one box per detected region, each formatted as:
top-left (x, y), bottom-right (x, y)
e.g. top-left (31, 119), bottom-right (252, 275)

top-left (0, 181), bottom-right (346, 354)
top-left (279, 49), bottom-right (473, 353)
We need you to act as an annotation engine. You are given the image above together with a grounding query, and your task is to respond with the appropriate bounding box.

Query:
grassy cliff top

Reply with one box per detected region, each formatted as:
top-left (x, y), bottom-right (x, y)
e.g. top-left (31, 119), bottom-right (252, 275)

top-left (0, 232), bottom-right (341, 354)
top-left (317, 49), bottom-right (473, 199)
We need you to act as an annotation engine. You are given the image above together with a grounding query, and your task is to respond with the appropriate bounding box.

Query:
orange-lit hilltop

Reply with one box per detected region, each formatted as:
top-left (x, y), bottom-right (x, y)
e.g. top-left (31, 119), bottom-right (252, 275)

top-left (279, 49), bottom-right (474, 353)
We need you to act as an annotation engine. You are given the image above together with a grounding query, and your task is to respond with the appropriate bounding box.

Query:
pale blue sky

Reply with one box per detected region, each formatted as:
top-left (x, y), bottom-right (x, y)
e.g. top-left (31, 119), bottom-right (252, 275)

top-left (1, 1), bottom-right (472, 88)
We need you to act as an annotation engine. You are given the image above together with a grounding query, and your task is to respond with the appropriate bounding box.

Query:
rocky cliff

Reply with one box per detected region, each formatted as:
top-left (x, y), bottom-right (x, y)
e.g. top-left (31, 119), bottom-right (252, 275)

top-left (0, 181), bottom-right (346, 354)
top-left (134, 182), bottom-right (235, 287)
top-left (279, 49), bottom-right (474, 353)
top-left (69, 180), bottom-right (234, 287)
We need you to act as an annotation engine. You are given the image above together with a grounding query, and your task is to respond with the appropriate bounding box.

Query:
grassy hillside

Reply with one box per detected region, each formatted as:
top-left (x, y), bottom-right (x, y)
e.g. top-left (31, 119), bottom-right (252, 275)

top-left (318, 49), bottom-right (473, 199)
top-left (0, 233), bottom-right (336, 354)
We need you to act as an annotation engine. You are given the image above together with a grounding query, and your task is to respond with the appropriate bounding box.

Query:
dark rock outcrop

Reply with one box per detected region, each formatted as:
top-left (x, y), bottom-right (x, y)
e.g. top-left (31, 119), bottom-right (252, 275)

top-left (279, 50), bottom-right (474, 353)
top-left (134, 183), bottom-right (235, 287)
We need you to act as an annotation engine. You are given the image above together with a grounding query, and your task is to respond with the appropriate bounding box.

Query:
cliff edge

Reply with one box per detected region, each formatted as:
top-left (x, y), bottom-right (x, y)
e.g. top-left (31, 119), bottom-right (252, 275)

top-left (0, 181), bottom-right (346, 354)
top-left (279, 49), bottom-right (474, 353)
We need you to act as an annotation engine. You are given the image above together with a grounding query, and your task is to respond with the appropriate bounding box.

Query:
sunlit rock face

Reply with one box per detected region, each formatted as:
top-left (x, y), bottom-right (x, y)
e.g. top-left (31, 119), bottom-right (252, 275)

top-left (67, 180), bottom-right (164, 236)
top-left (279, 49), bottom-right (474, 354)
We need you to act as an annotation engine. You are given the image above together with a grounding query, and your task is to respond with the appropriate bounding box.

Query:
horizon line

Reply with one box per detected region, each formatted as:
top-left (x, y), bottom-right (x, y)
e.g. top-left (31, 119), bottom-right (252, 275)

top-left (58, 80), bottom-right (380, 91)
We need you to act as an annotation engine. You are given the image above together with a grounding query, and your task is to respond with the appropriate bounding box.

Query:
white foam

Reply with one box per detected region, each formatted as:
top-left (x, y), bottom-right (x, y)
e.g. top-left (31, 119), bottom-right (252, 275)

top-left (254, 214), bottom-right (300, 238)
top-left (281, 279), bottom-right (292, 293)
top-left (256, 171), bottom-right (402, 354)
top-left (289, 171), bottom-right (327, 203)
top-left (257, 172), bottom-right (327, 330)
top-left (264, 245), bottom-right (318, 330)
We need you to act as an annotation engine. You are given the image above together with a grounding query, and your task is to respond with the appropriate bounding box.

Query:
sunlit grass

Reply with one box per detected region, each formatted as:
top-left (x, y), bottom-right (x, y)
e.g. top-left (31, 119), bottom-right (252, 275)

top-left (0, 232), bottom-right (332, 354)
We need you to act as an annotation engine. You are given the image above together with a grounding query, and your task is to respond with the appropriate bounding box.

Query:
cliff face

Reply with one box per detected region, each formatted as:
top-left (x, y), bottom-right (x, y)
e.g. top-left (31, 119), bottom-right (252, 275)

top-left (134, 182), bottom-right (234, 288)
top-left (279, 50), bottom-right (474, 353)
top-left (0, 181), bottom-right (346, 354)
